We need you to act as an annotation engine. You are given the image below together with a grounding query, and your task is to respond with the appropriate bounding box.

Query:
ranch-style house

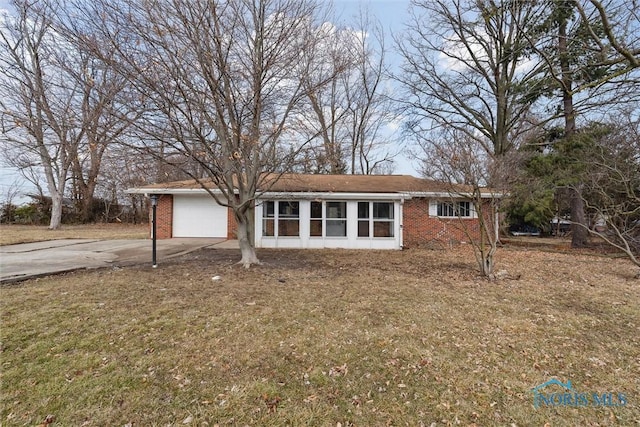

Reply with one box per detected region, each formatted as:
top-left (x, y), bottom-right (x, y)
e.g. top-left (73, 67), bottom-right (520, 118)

top-left (128, 174), bottom-right (499, 249)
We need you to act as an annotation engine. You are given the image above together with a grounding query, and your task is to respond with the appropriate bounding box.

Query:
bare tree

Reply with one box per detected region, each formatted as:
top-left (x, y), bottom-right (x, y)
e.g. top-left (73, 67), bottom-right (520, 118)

top-left (95, 145), bottom-right (157, 224)
top-left (69, 0), bottom-right (330, 266)
top-left (581, 115), bottom-right (640, 276)
top-left (297, 22), bottom-right (352, 173)
top-left (397, 0), bottom-right (544, 160)
top-left (1, 0), bottom-right (133, 227)
top-left (399, 0), bottom-right (639, 251)
top-left (297, 12), bottom-right (398, 175)
top-left (61, 50), bottom-right (136, 222)
top-left (577, 0), bottom-right (640, 69)
top-left (0, 0), bottom-right (77, 229)
top-left (343, 12), bottom-right (399, 175)
top-left (419, 128), bottom-right (502, 277)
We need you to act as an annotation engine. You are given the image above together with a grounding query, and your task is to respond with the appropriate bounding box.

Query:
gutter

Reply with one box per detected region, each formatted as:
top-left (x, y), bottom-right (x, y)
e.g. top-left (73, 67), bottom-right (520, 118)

top-left (127, 187), bottom-right (505, 200)
top-left (403, 191), bottom-right (506, 199)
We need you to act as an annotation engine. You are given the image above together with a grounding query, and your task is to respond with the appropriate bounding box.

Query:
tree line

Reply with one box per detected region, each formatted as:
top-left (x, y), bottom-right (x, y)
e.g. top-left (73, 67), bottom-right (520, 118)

top-left (1, 0), bottom-right (638, 269)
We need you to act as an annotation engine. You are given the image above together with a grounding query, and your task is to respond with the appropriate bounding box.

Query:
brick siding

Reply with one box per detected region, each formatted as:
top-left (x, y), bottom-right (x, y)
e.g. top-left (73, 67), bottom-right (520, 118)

top-left (153, 194), bottom-right (173, 239)
top-left (402, 198), bottom-right (481, 248)
top-left (153, 195), bottom-right (492, 246)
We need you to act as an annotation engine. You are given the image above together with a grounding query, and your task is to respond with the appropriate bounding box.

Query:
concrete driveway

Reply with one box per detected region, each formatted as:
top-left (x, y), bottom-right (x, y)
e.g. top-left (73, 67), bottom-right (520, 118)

top-left (0, 238), bottom-right (237, 284)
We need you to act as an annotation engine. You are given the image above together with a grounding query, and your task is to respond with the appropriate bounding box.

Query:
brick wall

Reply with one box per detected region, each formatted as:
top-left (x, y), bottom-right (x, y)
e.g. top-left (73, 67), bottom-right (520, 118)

top-left (402, 198), bottom-right (481, 248)
top-left (152, 194), bottom-right (173, 239)
top-left (152, 194), bottom-right (491, 245)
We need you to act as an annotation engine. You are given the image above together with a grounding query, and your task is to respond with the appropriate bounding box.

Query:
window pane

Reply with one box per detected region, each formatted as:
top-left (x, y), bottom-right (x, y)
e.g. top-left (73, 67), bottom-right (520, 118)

top-left (373, 202), bottom-right (393, 219)
top-left (358, 202), bottom-right (369, 219)
top-left (310, 219), bottom-right (322, 237)
top-left (327, 202), bottom-right (346, 219)
top-left (437, 201), bottom-right (471, 217)
top-left (311, 201), bottom-right (322, 219)
top-left (263, 219), bottom-right (274, 236)
top-left (458, 201), bottom-right (470, 217)
top-left (326, 219), bottom-right (347, 236)
top-left (279, 201), bottom-right (299, 218)
top-left (438, 202), bottom-right (454, 217)
top-left (358, 220), bottom-right (369, 237)
top-left (263, 201), bottom-right (274, 218)
top-left (278, 219), bottom-right (299, 236)
top-left (373, 221), bottom-right (394, 237)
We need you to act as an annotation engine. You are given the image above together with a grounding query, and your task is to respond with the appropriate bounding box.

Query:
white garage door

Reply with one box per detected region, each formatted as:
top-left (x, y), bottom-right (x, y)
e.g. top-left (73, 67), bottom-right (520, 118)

top-left (173, 195), bottom-right (228, 238)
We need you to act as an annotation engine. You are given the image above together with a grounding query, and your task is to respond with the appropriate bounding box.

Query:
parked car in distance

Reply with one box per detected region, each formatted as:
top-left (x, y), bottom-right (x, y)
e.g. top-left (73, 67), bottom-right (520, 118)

top-left (509, 224), bottom-right (542, 237)
top-left (550, 217), bottom-right (572, 236)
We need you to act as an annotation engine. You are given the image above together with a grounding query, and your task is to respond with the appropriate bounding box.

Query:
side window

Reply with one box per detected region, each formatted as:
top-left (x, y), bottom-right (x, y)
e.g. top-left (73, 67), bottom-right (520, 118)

top-left (437, 201), bottom-right (471, 218)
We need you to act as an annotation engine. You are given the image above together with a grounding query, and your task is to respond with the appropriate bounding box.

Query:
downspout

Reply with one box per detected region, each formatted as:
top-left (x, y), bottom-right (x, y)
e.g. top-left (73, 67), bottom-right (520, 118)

top-left (494, 198), bottom-right (500, 244)
top-left (399, 198), bottom-right (404, 249)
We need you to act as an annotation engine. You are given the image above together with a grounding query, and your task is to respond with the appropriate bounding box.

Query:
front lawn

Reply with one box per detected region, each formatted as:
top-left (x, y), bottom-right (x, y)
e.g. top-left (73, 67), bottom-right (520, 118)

top-left (1, 246), bottom-right (638, 426)
top-left (0, 223), bottom-right (148, 246)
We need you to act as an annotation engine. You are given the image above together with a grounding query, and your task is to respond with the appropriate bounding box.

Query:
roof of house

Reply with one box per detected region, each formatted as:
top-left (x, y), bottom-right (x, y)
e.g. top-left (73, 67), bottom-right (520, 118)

top-left (131, 173), bottom-right (499, 197)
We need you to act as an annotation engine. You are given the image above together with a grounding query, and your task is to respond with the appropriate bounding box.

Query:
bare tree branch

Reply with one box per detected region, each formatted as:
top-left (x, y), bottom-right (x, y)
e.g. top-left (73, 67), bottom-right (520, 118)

top-left (66, 0), bottom-right (331, 266)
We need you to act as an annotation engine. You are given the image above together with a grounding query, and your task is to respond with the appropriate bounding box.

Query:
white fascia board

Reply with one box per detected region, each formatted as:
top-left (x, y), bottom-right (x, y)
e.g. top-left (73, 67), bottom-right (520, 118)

top-left (257, 192), bottom-right (406, 200)
top-left (125, 188), bottom-right (225, 196)
top-left (404, 191), bottom-right (504, 199)
top-left (126, 188), bottom-right (505, 199)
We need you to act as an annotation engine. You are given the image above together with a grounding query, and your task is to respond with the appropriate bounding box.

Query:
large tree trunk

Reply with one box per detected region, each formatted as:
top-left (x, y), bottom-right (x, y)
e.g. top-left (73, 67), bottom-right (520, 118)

top-left (72, 141), bottom-right (104, 223)
top-left (79, 180), bottom-right (98, 222)
top-left (559, 14), bottom-right (588, 248)
top-left (42, 158), bottom-right (66, 230)
top-left (475, 197), bottom-right (497, 277)
top-left (235, 211), bottom-right (260, 268)
top-left (49, 191), bottom-right (63, 230)
top-left (570, 186), bottom-right (589, 247)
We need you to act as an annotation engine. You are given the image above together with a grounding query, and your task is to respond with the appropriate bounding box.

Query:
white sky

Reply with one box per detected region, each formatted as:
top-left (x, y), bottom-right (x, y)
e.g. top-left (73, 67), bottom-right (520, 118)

top-left (0, 0), bottom-right (415, 204)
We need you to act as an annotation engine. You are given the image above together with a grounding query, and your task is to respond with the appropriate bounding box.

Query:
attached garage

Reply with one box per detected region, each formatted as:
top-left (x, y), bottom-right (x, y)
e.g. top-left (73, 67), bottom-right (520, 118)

top-left (129, 174), bottom-right (501, 247)
top-left (172, 195), bottom-right (228, 238)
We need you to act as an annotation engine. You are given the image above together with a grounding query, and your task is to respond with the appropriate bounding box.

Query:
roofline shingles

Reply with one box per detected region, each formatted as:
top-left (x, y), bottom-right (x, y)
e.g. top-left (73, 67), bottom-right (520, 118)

top-left (134, 174), bottom-right (496, 195)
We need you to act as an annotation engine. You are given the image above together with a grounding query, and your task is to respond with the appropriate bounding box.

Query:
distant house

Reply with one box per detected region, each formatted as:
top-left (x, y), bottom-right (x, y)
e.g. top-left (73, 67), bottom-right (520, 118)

top-left (127, 174), bottom-right (500, 249)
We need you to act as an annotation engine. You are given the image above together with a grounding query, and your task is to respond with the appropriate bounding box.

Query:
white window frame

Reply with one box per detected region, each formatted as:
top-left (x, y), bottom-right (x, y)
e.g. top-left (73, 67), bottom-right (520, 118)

top-left (429, 200), bottom-right (475, 218)
top-left (309, 200), bottom-right (348, 238)
top-left (357, 201), bottom-right (395, 238)
top-left (262, 200), bottom-right (300, 237)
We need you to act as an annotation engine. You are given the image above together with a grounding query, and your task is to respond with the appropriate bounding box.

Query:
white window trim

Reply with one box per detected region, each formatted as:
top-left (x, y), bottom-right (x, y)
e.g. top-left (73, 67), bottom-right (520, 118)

top-left (356, 201), bottom-right (396, 239)
top-left (261, 200), bottom-right (301, 238)
top-left (313, 201), bottom-right (348, 238)
top-left (429, 199), bottom-right (477, 219)
top-left (255, 199), bottom-right (402, 249)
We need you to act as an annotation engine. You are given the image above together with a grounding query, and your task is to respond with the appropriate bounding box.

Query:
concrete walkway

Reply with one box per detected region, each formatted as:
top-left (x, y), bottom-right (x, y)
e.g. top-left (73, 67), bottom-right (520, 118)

top-left (0, 238), bottom-right (238, 284)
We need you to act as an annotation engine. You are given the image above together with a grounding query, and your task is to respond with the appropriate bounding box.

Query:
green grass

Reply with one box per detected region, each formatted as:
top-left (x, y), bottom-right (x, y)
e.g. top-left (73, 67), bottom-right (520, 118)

top-left (1, 246), bottom-right (639, 426)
